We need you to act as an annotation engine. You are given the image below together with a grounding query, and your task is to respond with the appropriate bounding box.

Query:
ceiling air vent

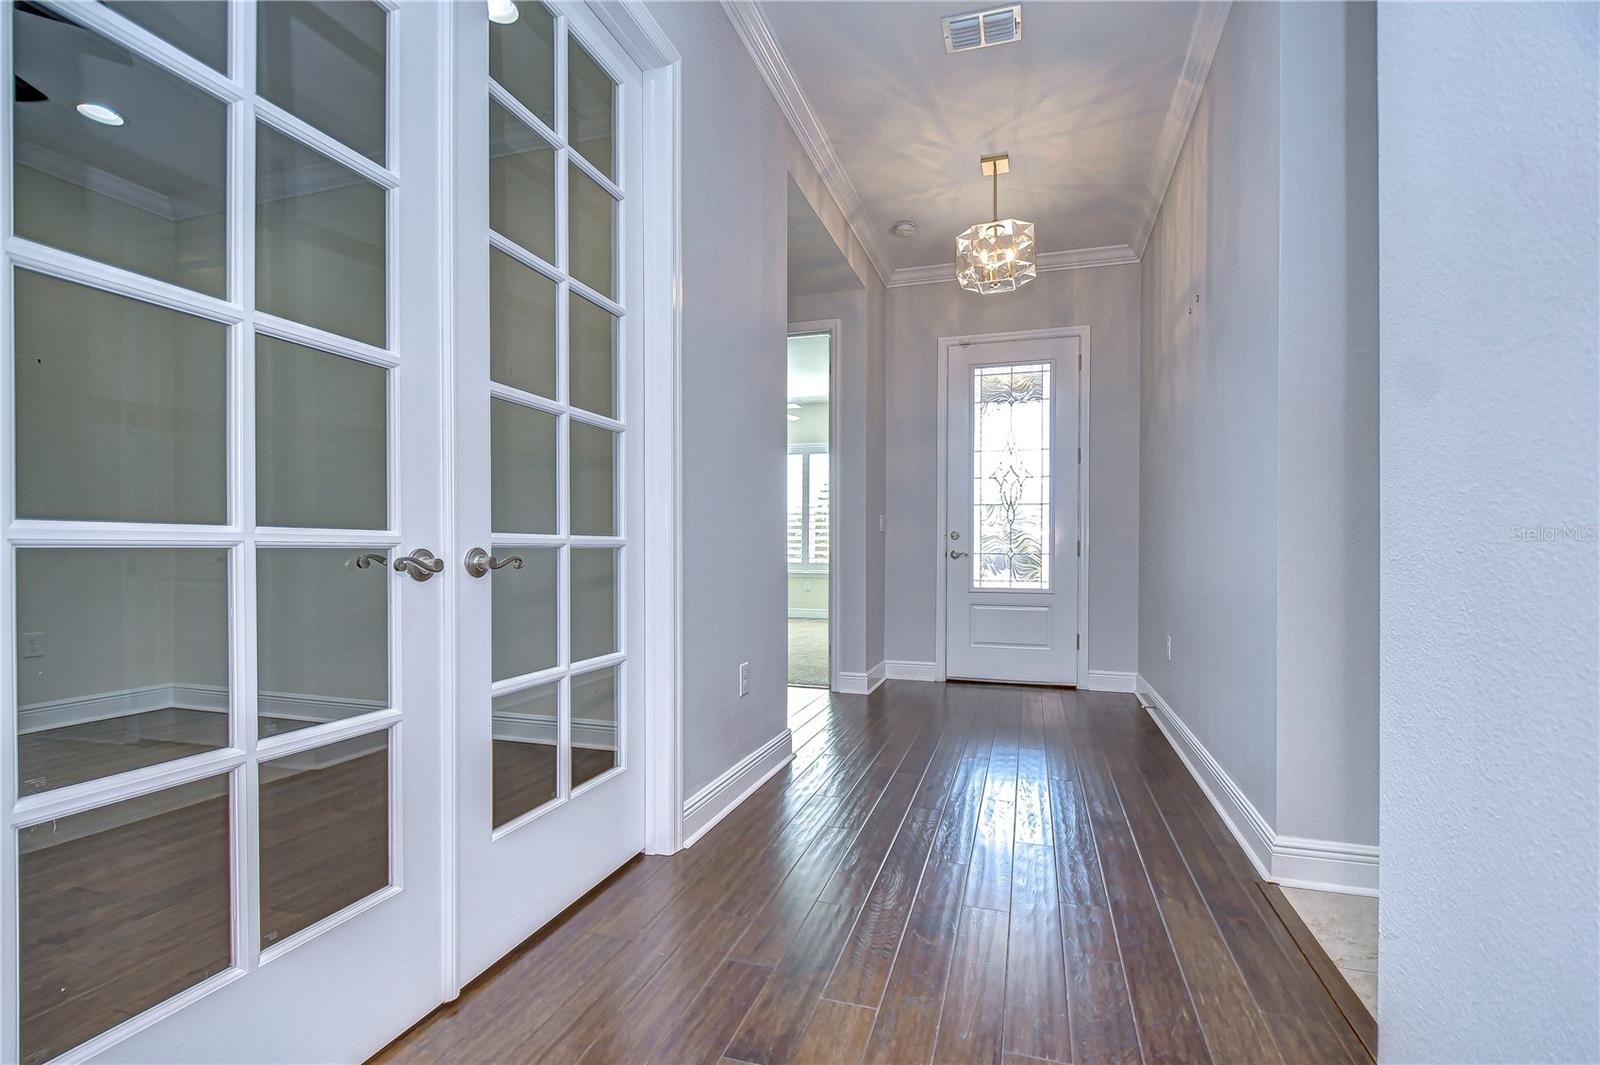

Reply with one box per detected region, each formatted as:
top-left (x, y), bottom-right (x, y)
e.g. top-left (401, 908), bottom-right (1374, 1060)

top-left (942, 4), bottom-right (1022, 54)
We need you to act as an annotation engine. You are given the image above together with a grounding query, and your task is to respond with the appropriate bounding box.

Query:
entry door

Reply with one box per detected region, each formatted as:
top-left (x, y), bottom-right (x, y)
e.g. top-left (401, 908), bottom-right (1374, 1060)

top-left (945, 335), bottom-right (1081, 684)
top-left (451, 1), bottom-right (646, 983)
top-left (2, 2), bottom-right (447, 1062)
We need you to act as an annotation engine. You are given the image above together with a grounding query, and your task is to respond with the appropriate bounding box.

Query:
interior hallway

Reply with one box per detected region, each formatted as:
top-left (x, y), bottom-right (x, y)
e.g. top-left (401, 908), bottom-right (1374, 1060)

top-left (376, 682), bottom-right (1373, 1064)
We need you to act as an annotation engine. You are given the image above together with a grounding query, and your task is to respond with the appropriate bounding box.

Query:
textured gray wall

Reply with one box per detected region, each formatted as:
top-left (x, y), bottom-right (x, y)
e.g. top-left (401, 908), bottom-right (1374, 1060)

top-left (1377, 4), bottom-right (1598, 1058)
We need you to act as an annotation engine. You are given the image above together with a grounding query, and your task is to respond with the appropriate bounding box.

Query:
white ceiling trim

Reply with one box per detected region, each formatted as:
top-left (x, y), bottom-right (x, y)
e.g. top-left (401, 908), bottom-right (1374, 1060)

top-left (885, 243), bottom-right (1140, 289)
top-left (720, 1), bottom-right (894, 288)
top-left (1134, 1), bottom-right (1232, 258)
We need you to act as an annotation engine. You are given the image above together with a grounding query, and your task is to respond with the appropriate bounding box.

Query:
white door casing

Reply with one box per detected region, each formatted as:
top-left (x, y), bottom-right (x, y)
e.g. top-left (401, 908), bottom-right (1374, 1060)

top-left (940, 329), bottom-right (1087, 685)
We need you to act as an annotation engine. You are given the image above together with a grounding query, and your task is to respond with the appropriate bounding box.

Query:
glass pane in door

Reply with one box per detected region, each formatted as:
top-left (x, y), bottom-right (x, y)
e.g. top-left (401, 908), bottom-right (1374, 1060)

top-left (105, 1), bottom-right (229, 72)
top-left (569, 422), bottom-right (616, 536)
top-left (492, 547), bottom-right (558, 682)
top-left (259, 731), bottom-right (390, 947)
top-left (257, 549), bottom-right (389, 737)
top-left (13, 272), bottom-right (227, 524)
top-left (570, 665), bottom-right (617, 788)
top-left (489, 1), bottom-right (556, 129)
top-left (11, 9), bottom-right (227, 295)
top-left (972, 362), bottom-right (1051, 590)
top-left (490, 247), bottom-right (557, 398)
top-left (256, 0), bottom-right (388, 164)
top-left (490, 399), bottom-right (557, 534)
top-left (491, 682), bottom-right (559, 827)
top-left (256, 335), bottom-right (388, 530)
top-left (489, 102), bottom-right (556, 264)
top-left (15, 549), bottom-right (229, 796)
top-left (568, 37), bottom-right (614, 178)
top-left (568, 164), bottom-right (614, 298)
top-left (570, 548), bottom-right (616, 663)
top-left (19, 774), bottom-right (232, 1065)
top-left (256, 125), bottom-right (387, 345)
top-left (569, 292), bottom-right (616, 418)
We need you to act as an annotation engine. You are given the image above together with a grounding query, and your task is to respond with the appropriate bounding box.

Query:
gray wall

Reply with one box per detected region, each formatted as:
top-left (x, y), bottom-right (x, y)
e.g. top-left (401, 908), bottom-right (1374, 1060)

top-left (883, 263), bottom-right (1142, 676)
top-left (1377, 4), bottom-right (1598, 1058)
top-left (649, 2), bottom-right (885, 797)
top-left (1274, 2), bottom-right (1378, 847)
top-left (1139, 0), bottom-right (1282, 824)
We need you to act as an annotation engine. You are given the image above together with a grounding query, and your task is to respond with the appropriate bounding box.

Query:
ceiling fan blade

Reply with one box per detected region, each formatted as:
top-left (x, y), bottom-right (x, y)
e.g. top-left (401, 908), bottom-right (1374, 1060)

top-left (14, 1), bottom-right (135, 64)
top-left (15, 1), bottom-right (76, 26)
top-left (14, 75), bottom-right (47, 103)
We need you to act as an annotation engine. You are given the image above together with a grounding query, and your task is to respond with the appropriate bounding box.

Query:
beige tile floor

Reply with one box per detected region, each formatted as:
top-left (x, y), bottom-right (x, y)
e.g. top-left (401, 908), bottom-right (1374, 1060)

top-left (1282, 885), bottom-right (1379, 1015)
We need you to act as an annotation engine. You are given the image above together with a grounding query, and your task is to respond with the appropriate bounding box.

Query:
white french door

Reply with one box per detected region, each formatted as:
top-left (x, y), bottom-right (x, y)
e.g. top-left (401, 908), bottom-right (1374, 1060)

top-left (944, 332), bottom-right (1083, 685)
top-left (1, 2), bottom-right (449, 1063)
top-left (450, 0), bottom-right (646, 983)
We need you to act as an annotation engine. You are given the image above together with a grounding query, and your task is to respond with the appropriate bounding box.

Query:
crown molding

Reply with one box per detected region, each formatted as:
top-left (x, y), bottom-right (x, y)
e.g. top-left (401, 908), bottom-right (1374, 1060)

top-left (720, 1), bottom-right (894, 288)
top-left (884, 243), bottom-right (1140, 289)
top-left (1135, 1), bottom-right (1232, 258)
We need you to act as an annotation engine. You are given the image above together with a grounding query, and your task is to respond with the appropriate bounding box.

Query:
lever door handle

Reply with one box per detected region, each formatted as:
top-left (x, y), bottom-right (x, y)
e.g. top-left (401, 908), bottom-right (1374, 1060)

top-left (464, 546), bottom-right (524, 578)
top-left (948, 549), bottom-right (969, 560)
top-left (394, 549), bottom-right (444, 582)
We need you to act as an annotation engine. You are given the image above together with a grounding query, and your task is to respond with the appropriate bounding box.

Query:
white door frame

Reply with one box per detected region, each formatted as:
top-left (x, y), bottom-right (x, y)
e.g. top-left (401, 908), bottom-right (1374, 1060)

top-left (935, 326), bottom-right (1091, 685)
top-left (786, 319), bottom-right (840, 692)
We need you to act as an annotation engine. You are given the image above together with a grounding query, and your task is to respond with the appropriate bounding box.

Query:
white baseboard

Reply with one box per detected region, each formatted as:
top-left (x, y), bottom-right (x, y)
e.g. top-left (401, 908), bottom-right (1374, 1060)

top-left (22, 684), bottom-right (389, 733)
top-left (885, 660), bottom-right (941, 682)
top-left (1084, 669), bottom-right (1137, 693)
top-left (1137, 675), bottom-right (1379, 896)
top-left (681, 729), bottom-right (794, 847)
top-left (835, 661), bottom-right (886, 694)
top-left (787, 608), bottom-right (828, 620)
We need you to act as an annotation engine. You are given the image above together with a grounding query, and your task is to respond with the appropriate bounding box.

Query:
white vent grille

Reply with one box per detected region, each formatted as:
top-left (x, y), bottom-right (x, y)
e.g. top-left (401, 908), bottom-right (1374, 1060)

top-left (943, 5), bottom-right (1022, 54)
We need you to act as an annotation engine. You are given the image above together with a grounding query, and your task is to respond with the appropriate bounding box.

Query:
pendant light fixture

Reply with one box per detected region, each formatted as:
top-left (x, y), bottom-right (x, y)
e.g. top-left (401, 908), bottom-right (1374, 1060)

top-left (956, 153), bottom-right (1036, 294)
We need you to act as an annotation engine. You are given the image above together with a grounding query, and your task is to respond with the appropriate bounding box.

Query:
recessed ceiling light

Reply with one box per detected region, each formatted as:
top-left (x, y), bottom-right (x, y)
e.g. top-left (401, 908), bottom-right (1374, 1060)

top-left (889, 219), bottom-right (918, 238)
top-left (487, 0), bottom-right (519, 24)
top-left (75, 102), bottom-right (124, 127)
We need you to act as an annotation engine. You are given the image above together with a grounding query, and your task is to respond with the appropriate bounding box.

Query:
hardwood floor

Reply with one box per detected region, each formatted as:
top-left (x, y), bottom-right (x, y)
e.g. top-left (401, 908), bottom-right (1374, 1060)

top-left (376, 681), bottom-right (1373, 1064)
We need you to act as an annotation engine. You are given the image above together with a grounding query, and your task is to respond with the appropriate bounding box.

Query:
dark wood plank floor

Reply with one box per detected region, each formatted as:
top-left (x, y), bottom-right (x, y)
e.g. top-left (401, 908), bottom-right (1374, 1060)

top-left (376, 681), bottom-right (1373, 1064)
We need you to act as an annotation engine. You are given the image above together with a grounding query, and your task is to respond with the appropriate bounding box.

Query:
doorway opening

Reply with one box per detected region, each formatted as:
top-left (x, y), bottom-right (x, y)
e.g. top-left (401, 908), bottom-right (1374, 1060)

top-left (786, 330), bottom-right (831, 689)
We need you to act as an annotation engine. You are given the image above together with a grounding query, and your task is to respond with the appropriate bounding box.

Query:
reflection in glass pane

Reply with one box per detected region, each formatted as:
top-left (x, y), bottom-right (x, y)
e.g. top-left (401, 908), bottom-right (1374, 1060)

top-left (13, 7), bottom-right (226, 295)
top-left (105, 1), bottom-right (229, 72)
top-left (569, 164), bottom-right (615, 298)
top-left (570, 422), bottom-right (617, 537)
top-left (571, 548), bottom-right (616, 663)
top-left (257, 125), bottom-right (386, 345)
top-left (568, 37), bottom-right (615, 178)
top-left (257, 0), bottom-right (387, 163)
top-left (571, 666), bottom-right (618, 789)
top-left (14, 272), bottom-right (226, 524)
top-left (256, 335), bottom-right (387, 530)
top-left (490, 247), bottom-right (557, 397)
top-left (260, 731), bottom-right (390, 947)
top-left (971, 362), bottom-right (1051, 590)
top-left (16, 549), bottom-right (229, 797)
top-left (490, 399), bottom-right (557, 534)
top-left (20, 775), bottom-right (231, 1065)
top-left (492, 682), bottom-right (558, 827)
top-left (569, 293), bottom-right (616, 418)
top-left (258, 550), bottom-right (389, 738)
top-left (492, 547), bottom-right (558, 682)
top-left (490, 101), bottom-right (556, 265)
top-left (490, 1), bottom-right (555, 130)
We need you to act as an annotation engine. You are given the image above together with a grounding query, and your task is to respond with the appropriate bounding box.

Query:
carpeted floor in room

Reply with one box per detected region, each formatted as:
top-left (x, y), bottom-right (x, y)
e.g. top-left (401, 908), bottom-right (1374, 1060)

top-left (787, 617), bottom-right (829, 688)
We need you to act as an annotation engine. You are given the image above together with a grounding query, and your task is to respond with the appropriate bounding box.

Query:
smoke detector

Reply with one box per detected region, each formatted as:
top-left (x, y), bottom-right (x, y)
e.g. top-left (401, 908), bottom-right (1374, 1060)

top-left (889, 220), bottom-right (918, 238)
top-left (942, 4), bottom-right (1022, 54)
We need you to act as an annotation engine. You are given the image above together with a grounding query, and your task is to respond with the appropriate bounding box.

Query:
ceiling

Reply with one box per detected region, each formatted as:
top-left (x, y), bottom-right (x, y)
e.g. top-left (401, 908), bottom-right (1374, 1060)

top-left (756, 1), bottom-right (1218, 278)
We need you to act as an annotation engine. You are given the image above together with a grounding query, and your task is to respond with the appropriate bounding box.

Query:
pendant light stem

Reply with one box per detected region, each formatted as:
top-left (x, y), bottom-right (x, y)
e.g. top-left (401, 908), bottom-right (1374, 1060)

top-left (992, 170), bottom-right (999, 222)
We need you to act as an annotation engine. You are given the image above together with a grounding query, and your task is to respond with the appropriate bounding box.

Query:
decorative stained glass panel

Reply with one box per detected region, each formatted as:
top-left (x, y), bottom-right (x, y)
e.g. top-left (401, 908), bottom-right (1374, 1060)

top-left (972, 362), bottom-right (1050, 589)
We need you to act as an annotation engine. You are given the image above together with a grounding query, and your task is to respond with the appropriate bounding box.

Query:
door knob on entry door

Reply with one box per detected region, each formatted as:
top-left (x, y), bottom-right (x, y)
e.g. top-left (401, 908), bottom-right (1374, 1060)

top-left (393, 549), bottom-right (445, 581)
top-left (464, 546), bottom-right (524, 578)
top-left (948, 549), bottom-right (969, 560)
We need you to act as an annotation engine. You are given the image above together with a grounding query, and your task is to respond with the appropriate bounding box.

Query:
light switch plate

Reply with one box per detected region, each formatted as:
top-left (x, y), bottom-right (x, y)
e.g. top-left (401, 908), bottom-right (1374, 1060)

top-left (738, 662), bottom-right (750, 697)
top-left (20, 632), bottom-right (44, 659)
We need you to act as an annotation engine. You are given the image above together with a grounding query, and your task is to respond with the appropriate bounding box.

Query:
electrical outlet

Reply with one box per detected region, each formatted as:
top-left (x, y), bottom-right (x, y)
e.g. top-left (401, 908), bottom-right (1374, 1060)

top-left (1166, 635), bottom-right (1172, 662)
top-left (20, 632), bottom-right (44, 659)
top-left (738, 662), bottom-right (750, 697)
top-left (803, 580), bottom-right (812, 592)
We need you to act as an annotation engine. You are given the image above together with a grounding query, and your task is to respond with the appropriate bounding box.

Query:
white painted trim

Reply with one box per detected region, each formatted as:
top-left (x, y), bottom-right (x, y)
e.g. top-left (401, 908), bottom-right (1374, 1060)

top-left (935, 326), bottom-right (1091, 685)
top-left (788, 607), bottom-right (829, 620)
top-left (886, 244), bottom-right (1141, 288)
top-left (720, 2), bottom-right (892, 287)
top-left (884, 660), bottom-right (942, 682)
top-left (1084, 670), bottom-right (1138, 693)
top-left (1134, 2), bottom-right (1232, 259)
top-left (1138, 675), bottom-right (1380, 895)
top-left (835, 662), bottom-right (886, 695)
top-left (1138, 675), bottom-right (1275, 879)
top-left (680, 729), bottom-right (794, 847)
